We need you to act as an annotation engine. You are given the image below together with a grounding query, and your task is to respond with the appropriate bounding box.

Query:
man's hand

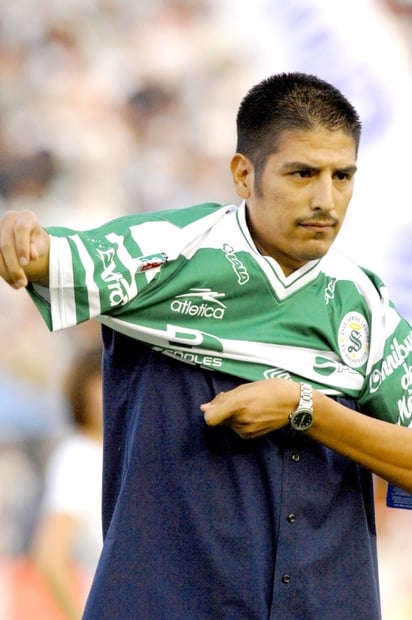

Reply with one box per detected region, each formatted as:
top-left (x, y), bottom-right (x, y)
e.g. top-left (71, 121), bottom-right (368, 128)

top-left (201, 378), bottom-right (300, 439)
top-left (0, 210), bottom-right (50, 288)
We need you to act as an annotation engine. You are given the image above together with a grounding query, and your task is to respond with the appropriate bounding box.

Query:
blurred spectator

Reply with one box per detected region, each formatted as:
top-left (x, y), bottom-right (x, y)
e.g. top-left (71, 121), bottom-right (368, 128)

top-left (0, 0), bottom-right (242, 227)
top-left (385, 0), bottom-right (412, 13)
top-left (2, 346), bottom-right (103, 620)
top-left (30, 345), bottom-right (103, 619)
top-left (0, 150), bottom-right (56, 202)
top-left (0, 443), bottom-right (43, 557)
top-left (383, 0), bottom-right (412, 56)
top-left (0, 2), bottom-right (410, 618)
top-left (120, 80), bottom-right (236, 212)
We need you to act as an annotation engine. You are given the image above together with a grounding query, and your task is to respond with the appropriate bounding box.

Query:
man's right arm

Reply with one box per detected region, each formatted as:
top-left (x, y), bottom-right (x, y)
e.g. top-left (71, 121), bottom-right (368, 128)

top-left (0, 210), bottom-right (50, 288)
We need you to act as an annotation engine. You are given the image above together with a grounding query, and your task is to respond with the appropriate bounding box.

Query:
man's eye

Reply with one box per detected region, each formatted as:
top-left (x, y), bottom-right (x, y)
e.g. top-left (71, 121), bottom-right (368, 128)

top-left (294, 170), bottom-right (312, 178)
top-left (335, 171), bottom-right (350, 181)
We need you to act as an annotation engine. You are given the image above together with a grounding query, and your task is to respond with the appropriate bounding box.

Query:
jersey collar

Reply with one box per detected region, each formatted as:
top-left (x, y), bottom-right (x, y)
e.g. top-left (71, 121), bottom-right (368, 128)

top-left (236, 200), bottom-right (323, 299)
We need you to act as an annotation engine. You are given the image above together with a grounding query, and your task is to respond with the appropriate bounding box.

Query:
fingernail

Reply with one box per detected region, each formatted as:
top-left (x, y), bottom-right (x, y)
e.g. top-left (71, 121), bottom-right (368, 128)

top-left (19, 257), bottom-right (28, 266)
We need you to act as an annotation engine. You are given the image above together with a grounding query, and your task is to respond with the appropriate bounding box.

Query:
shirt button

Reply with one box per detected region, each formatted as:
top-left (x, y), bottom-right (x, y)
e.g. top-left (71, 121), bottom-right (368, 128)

top-left (287, 513), bottom-right (296, 523)
top-left (291, 452), bottom-right (300, 462)
top-left (282, 574), bottom-right (291, 584)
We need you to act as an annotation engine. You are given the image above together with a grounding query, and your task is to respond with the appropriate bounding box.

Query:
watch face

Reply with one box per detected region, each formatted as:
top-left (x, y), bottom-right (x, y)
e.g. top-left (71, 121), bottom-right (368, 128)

top-left (290, 409), bottom-right (313, 431)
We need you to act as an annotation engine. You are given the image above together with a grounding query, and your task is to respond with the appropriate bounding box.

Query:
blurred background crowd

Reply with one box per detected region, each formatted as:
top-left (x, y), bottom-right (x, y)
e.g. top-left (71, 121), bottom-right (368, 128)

top-left (0, 0), bottom-right (412, 618)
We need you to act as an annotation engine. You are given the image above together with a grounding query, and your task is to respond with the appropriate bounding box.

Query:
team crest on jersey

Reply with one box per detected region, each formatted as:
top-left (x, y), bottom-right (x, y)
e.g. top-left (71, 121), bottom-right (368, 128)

top-left (338, 312), bottom-right (369, 368)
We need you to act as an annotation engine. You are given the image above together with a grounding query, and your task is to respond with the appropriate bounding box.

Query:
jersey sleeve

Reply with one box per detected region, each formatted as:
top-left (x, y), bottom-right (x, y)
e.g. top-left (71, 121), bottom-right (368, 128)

top-left (358, 270), bottom-right (412, 428)
top-left (360, 314), bottom-right (412, 428)
top-left (26, 204), bottom-right (230, 332)
top-left (27, 216), bottom-right (168, 331)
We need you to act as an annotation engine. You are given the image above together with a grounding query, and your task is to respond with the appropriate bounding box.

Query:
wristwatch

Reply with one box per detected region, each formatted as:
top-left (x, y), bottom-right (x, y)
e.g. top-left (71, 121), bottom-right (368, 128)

top-left (289, 382), bottom-right (314, 431)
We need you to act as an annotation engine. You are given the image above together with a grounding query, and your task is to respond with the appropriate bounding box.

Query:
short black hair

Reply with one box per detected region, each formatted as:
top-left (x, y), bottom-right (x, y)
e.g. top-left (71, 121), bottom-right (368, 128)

top-left (236, 72), bottom-right (361, 175)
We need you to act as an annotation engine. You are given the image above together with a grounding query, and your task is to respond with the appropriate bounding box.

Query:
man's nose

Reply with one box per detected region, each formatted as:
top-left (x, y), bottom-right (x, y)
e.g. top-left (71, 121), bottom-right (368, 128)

top-left (310, 177), bottom-right (334, 211)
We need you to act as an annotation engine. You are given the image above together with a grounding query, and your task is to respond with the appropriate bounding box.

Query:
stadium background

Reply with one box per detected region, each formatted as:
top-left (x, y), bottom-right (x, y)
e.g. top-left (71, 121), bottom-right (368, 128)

top-left (0, 1), bottom-right (411, 617)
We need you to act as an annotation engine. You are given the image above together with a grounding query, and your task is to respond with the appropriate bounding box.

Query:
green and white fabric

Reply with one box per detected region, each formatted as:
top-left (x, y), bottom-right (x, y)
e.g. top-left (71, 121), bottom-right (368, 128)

top-left (29, 201), bottom-right (412, 427)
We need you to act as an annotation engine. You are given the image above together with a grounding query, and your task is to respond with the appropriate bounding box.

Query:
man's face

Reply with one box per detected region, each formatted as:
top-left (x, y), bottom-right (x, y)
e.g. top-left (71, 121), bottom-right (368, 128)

top-left (230, 128), bottom-right (357, 275)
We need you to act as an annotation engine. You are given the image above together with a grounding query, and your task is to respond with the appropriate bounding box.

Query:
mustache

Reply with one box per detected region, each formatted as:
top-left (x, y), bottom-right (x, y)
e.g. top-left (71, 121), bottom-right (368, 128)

top-left (298, 213), bottom-right (339, 226)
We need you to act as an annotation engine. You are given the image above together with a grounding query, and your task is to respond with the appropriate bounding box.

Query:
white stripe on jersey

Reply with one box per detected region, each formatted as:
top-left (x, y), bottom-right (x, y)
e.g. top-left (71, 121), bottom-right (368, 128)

top-left (98, 315), bottom-right (364, 392)
top-left (72, 234), bottom-right (102, 320)
top-left (49, 236), bottom-right (77, 329)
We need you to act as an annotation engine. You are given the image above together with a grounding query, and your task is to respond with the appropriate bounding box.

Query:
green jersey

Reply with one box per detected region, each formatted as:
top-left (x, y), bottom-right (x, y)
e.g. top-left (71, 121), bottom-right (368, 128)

top-left (29, 201), bottom-right (412, 427)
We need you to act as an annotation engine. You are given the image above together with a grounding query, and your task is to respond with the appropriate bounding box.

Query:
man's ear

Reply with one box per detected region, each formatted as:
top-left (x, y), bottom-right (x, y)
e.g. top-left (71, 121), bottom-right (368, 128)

top-left (230, 153), bottom-right (253, 199)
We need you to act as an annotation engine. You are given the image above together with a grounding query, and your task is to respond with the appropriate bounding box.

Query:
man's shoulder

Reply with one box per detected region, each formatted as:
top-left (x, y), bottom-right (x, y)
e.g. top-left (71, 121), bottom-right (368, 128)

top-left (122, 202), bottom-right (229, 229)
top-left (323, 247), bottom-right (383, 283)
top-left (322, 247), bottom-right (387, 302)
top-left (151, 202), bottom-right (228, 226)
top-left (47, 203), bottom-right (230, 237)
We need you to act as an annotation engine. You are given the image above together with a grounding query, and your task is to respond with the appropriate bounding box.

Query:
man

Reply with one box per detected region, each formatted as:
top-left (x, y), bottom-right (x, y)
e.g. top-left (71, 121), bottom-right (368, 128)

top-left (1, 73), bottom-right (411, 619)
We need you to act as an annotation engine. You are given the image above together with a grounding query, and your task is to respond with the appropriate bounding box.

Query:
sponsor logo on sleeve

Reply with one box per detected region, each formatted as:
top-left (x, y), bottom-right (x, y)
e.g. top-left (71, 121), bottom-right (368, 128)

top-left (134, 252), bottom-right (168, 272)
top-left (397, 360), bottom-right (412, 425)
top-left (367, 332), bottom-right (412, 425)
top-left (95, 231), bottom-right (149, 307)
top-left (97, 247), bottom-right (136, 307)
top-left (369, 333), bottom-right (412, 394)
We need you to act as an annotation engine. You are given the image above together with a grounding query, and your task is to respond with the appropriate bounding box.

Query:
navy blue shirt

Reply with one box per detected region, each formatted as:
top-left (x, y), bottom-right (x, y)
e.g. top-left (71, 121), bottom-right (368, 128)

top-left (83, 328), bottom-right (381, 619)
